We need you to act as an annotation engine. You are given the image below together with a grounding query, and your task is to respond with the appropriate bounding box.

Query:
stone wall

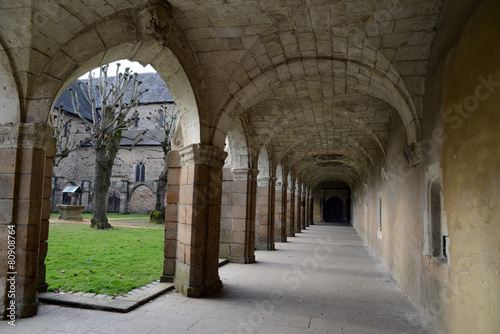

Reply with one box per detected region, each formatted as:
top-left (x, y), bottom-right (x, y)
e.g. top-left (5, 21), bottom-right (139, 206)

top-left (51, 104), bottom-right (167, 214)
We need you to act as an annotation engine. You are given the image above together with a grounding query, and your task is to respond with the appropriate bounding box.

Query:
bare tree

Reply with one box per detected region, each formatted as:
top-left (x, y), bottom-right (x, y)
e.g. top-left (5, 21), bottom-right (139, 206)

top-left (52, 106), bottom-right (84, 167)
top-left (147, 103), bottom-right (178, 223)
top-left (70, 64), bottom-right (147, 229)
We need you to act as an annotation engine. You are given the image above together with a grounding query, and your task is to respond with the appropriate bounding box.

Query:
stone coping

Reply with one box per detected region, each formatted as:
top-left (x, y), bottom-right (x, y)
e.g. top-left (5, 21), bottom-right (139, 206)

top-left (39, 259), bottom-right (229, 313)
top-left (38, 281), bottom-right (174, 313)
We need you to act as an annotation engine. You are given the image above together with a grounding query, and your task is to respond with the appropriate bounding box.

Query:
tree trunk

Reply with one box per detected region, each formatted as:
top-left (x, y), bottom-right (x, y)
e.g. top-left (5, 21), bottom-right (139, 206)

top-left (91, 147), bottom-right (112, 229)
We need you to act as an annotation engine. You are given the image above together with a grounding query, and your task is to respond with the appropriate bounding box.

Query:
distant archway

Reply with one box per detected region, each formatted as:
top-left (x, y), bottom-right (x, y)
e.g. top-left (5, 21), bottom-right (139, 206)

top-left (130, 185), bottom-right (155, 214)
top-left (324, 196), bottom-right (344, 222)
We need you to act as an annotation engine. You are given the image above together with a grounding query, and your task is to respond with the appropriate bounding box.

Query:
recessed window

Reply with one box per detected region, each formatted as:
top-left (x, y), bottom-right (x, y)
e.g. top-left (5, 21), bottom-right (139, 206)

top-left (135, 162), bottom-right (145, 182)
top-left (425, 177), bottom-right (449, 263)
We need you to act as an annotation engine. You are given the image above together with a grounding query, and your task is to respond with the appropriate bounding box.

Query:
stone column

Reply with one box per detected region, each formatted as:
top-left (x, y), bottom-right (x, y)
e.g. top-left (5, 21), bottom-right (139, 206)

top-left (51, 176), bottom-right (64, 212)
top-left (309, 191), bottom-right (314, 225)
top-left (287, 182), bottom-right (295, 237)
top-left (161, 150), bottom-right (180, 283)
top-left (274, 181), bottom-right (287, 243)
top-left (304, 188), bottom-right (309, 228)
top-left (81, 180), bottom-right (91, 212)
top-left (174, 144), bottom-right (227, 297)
top-left (220, 167), bottom-right (258, 263)
top-left (0, 123), bottom-right (53, 319)
top-left (255, 176), bottom-right (275, 251)
top-left (295, 185), bottom-right (302, 233)
top-left (301, 186), bottom-right (306, 230)
top-left (119, 180), bottom-right (129, 214)
top-left (37, 138), bottom-right (56, 293)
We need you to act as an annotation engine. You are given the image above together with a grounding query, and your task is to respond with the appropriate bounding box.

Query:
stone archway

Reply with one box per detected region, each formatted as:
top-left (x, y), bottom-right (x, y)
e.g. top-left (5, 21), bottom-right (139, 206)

top-left (2, 3), bottom-right (208, 316)
top-left (130, 185), bottom-right (155, 214)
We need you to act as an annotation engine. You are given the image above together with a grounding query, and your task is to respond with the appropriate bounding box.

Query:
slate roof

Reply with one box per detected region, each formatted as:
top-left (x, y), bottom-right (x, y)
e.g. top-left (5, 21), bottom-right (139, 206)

top-left (56, 71), bottom-right (171, 148)
top-left (54, 72), bottom-right (173, 117)
top-left (55, 81), bottom-right (93, 120)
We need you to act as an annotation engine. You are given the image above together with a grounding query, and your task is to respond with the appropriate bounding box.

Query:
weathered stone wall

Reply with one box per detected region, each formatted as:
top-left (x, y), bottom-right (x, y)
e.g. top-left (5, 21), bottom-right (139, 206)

top-left (51, 105), bottom-right (166, 214)
top-left (129, 185), bottom-right (155, 214)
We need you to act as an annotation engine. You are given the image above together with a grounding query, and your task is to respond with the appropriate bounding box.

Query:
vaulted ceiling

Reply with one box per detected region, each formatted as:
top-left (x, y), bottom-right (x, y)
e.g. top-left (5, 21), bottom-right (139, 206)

top-left (168, 0), bottom-right (443, 188)
top-left (1, 0), bottom-right (445, 189)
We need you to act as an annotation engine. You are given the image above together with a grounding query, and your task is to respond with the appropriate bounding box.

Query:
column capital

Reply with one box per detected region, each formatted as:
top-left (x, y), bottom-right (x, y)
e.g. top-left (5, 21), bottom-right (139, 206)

top-left (232, 168), bottom-right (259, 181)
top-left (0, 123), bottom-right (54, 150)
top-left (257, 176), bottom-right (276, 187)
top-left (276, 181), bottom-right (287, 189)
top-left (179, 144), bottom-right (227, 168)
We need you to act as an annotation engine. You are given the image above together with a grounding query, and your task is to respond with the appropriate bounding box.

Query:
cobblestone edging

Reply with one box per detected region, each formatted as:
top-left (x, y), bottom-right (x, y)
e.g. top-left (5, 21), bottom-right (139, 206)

top-left (38, 259), bottom-right (229, 313)
top-left (38, 281), bottom-right (174, 313)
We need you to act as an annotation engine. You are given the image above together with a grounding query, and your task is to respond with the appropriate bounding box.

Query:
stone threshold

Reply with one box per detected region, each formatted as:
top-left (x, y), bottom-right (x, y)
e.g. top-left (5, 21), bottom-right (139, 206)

top-left (38, 259), bottom-right (229, 313)
top-left (38, 281), bottom-right (174, 313)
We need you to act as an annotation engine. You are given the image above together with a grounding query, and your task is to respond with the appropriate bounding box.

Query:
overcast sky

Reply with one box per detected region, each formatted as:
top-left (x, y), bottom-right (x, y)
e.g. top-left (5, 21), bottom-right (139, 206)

top-left (79, 59), bottom-right (155, 79)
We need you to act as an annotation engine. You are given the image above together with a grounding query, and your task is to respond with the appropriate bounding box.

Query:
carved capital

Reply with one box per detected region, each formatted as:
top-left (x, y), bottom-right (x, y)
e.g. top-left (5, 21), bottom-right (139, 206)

top-left (381, 167), bottom-right (388, 181)
top-left (139, 1), bottom-right (174, 45)
top-left (232, 168), bottom-right (259, 181)
top-left (405, 142), bottom-right (422, 167)
top-left (0, 123), bottom-right (54, 150)
top-left (179, 144), bottom-right (227, 168)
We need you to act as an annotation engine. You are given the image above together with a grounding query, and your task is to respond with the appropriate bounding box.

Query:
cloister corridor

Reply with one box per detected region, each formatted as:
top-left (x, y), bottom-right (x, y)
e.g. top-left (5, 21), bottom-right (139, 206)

top-left (1, 1), bottom-right (499, 333)
top-left (0, 222), bottom-right (433, 334)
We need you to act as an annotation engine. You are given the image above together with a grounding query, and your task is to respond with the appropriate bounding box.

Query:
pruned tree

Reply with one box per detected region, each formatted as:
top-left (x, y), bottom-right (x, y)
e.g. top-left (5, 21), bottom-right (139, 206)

top-left (146, 103), bottom-right (178, 223)
top-left (52, 105), bottom-right (84, 167)
top-left (70, 64), bottom-right (148, 229)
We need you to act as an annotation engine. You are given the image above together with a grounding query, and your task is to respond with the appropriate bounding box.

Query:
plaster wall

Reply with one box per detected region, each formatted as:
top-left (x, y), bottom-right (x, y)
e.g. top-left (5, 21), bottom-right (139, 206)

top-left (351, 1), bottom-right (500, 332)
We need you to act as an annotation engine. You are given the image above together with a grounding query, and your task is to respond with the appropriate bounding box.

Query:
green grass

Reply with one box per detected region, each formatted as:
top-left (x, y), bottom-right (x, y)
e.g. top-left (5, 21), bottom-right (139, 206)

top-left (50, 213), bottom-right (150, 220)
top-left (45, 223), bottom-right (164, 296)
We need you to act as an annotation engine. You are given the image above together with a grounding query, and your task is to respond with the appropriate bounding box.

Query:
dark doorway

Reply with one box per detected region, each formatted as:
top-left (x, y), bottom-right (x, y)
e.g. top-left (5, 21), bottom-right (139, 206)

top-left (325, 196), bottom-right (343, 222)
top-left (107, 193), bottom-right (120, 213)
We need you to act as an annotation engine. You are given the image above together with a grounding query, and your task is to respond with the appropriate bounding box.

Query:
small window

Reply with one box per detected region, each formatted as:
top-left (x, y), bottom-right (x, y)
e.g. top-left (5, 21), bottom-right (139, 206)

top-left (426, 177), bottom-right (449, 263)
top-left (135, 162), bottom-right (145, 182)
top-left (64, 121), bottom-right (69, 137)
top-left (159, 110), bottom-right (164, 125)
top-left (134, 114), bottom-right (139, 128)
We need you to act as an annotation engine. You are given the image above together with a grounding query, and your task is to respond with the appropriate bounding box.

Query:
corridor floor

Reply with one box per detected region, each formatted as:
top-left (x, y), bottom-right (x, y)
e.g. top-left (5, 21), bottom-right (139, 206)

top-left (1, 223), bottom-right (434, 334)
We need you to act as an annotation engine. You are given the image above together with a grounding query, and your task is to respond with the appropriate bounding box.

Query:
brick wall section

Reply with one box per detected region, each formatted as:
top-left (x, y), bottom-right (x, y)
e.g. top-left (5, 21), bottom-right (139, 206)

top-left (161, 150), bottom-right (180, 283)
top-left (174, 144), bottom-right (227, 297)
top-left (220, 168), bottom-right (258, 263)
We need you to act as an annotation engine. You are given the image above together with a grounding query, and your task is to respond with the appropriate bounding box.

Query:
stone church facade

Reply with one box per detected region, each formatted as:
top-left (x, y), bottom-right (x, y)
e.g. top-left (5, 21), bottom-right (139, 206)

top-left (0, 1), bottom-right (499, 333)
top-left (51, 72), bottom-right (175, 214)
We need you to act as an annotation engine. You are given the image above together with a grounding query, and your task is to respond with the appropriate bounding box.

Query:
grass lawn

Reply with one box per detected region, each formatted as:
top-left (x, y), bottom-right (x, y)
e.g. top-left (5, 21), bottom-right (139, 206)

top-left (50, 213), bottom-right (151, 220)
top-left (45, 223), bottom-right (164, 296)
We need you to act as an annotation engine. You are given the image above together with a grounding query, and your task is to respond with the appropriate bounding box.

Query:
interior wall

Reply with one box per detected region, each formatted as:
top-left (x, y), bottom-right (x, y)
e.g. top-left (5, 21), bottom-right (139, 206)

top-left (351, 1), bottom-right (500, 333)
top-left (439, 0), bottom-right (500, 332)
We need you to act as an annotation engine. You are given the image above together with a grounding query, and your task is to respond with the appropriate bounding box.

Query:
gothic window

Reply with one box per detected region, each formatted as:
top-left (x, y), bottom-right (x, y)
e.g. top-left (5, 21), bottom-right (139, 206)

top-left (135, 162), bottom-right (145, 182)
